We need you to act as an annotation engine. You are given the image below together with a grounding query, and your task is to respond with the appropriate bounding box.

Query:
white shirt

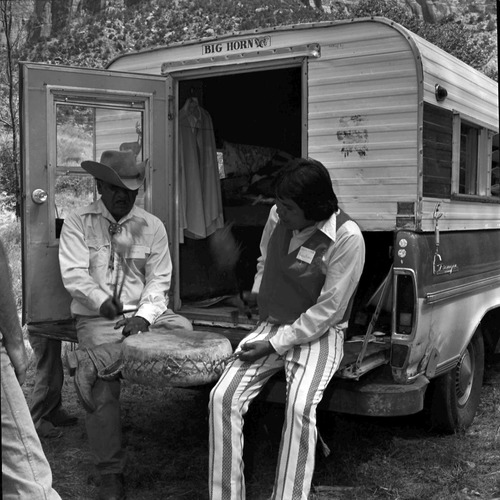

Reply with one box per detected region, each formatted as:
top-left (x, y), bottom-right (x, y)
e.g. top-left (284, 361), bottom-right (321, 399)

top-left (252, 205), bottom-right (365, 355)
top-left (59, 199), bottom-right (171, 324)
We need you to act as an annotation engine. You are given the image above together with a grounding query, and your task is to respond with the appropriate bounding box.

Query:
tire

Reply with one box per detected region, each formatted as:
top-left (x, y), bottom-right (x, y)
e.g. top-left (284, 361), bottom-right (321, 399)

top-left (428, 329), bottom-right (485, 433)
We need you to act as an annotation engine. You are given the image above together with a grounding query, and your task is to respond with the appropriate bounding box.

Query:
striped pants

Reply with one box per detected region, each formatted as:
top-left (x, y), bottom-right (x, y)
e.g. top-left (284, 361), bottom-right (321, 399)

top-left (209, 322), bottom-right (344, 500)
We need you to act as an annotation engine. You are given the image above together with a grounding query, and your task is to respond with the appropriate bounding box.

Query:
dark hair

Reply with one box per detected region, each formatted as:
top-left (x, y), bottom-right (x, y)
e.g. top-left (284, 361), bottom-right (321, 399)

top-left (275, 158), bottom-right (338, 221)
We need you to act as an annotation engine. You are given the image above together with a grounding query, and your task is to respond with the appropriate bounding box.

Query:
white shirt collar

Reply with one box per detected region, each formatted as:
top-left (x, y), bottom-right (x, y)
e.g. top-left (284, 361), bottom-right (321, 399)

top-left (292, 209), bottom-right (338, 243)
top-left (81, 198), bottom-right (147, 224)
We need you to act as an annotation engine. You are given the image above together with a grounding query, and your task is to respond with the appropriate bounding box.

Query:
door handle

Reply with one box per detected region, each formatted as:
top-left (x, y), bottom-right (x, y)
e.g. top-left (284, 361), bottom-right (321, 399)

top-left (32, 189), bottom-right (48, 204)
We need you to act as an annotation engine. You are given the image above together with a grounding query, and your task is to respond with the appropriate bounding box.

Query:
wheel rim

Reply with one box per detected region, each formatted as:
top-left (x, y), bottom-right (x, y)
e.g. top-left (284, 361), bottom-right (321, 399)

top-left (455, 345), bottom-right (474, 407)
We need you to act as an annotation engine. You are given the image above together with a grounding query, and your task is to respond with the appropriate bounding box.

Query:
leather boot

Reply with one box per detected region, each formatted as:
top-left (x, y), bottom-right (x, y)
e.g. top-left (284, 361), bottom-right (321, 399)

top-left (98, 473), bottom-right (125, 500)
top-left (65, 349), bottom-right (98, 413)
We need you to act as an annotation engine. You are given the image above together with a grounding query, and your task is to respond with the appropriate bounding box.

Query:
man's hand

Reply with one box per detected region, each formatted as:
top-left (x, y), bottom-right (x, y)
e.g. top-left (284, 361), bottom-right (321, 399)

top-left (241, 291), bottom-right (257, 307)
top-left (238, 340), bottom-right (276, 363)
top-left (114, 316), bottom-right (150, 337)
top-left (99, 297), bottom-right (123, 320)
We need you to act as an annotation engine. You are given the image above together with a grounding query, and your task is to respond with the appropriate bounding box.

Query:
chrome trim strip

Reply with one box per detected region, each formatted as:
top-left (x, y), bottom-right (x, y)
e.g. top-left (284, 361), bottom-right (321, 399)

top-left (434, 355), bottom-right (461, 376)
top-left (425, 275), bottom-right (500, 304)
top-left (161, 43), bottom-right (321, 73)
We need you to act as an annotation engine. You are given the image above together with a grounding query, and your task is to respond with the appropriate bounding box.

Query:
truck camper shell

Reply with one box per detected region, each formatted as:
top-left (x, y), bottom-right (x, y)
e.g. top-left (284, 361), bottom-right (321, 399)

top-left (20, 17), bottom-right (499, 428)
top-left (105, 17), bottom-right (499, 233)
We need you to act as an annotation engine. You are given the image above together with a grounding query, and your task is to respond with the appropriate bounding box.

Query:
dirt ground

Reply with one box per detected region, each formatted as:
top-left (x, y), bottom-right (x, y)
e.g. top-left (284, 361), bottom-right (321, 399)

top-left (22, 345), bottom-right (500, 500)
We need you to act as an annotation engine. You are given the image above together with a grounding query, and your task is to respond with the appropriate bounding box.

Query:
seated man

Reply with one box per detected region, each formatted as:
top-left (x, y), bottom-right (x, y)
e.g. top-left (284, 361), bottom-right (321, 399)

top-left (209, 158), bottom-right (366, 500)
top-left (59, 150), bottom-right (192, 500)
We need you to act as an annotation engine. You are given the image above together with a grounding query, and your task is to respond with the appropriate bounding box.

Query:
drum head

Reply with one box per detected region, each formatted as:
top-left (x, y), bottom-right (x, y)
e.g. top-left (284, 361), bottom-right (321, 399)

top-left (121, 329), bottom-right (233, 388)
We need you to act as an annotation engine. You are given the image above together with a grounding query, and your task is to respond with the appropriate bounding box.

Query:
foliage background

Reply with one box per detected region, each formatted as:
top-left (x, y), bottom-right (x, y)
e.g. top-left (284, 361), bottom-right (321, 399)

top-left (0, 3), bottom-right (498, 499)
top-left (0, 0), bottom-right (497, 215)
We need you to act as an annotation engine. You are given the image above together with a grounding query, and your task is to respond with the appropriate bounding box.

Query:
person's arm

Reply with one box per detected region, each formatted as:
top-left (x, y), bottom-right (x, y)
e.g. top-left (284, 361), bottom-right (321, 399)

top-left (59, 212), bottom-right (110, 312)
top-left (270, 221), bottom-right (365, 355)
top-left (238, 207), bottom-right (279, 362)
top-left (0, 240), bottom-right (28, 384)
top-left (134, 219), bottom-right (170, 324)
top-left (116, 217), bottom-right (171, 337)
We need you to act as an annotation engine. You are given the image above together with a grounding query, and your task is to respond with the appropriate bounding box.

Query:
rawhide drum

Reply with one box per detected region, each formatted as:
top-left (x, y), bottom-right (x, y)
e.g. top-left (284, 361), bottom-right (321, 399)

top-left (120, 329), bottom-right (233, 387)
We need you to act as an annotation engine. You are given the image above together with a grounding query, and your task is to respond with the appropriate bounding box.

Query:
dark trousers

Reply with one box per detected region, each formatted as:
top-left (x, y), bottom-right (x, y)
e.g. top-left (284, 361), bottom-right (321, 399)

top-left (28, 335), bottom-right (64, 428)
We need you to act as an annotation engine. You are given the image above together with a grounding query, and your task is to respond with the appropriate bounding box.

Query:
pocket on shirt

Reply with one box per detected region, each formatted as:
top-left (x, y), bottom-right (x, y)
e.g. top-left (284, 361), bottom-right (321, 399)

top-left (127, 244), bottom-right (150, 259)
top-left (87, 239), bottom-right (111, 272)
top-left (125, 244), bottom-right (150, 271)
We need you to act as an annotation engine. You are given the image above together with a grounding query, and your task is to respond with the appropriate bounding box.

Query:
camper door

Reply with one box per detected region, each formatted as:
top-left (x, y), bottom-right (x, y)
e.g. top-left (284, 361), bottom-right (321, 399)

top-left (20, 62), bottom-right (169, 324)
top-left (164, 57), bottom-right (309, 314)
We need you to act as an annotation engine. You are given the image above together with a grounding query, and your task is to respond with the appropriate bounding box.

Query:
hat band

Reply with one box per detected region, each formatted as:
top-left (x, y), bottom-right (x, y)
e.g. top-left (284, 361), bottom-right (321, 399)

top-left (119, 173), bottom-right (141, 179)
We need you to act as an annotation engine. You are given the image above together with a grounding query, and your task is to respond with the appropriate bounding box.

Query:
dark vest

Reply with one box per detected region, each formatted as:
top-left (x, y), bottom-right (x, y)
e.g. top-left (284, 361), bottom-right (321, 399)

top-left (258, 210), bottom-right (352, 324)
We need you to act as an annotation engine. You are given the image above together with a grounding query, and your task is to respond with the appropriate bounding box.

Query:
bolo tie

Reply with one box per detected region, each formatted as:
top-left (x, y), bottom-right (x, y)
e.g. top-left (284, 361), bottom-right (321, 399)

top-left (108, 222), bottom-right (122, 235)
top-left (107, 221), bottom-right (123, 274)
top-left (108, 221), bottom-right (126, 307)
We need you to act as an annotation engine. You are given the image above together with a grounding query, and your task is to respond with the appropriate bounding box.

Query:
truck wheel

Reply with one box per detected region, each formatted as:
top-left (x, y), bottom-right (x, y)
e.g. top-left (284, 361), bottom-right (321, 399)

top-left (428, 329), bottom-right (484, 432)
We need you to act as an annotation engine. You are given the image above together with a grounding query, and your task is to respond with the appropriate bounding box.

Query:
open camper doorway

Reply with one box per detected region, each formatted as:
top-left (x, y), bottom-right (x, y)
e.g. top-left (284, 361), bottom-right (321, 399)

top-left (176, 66), bottom-right (303, 326)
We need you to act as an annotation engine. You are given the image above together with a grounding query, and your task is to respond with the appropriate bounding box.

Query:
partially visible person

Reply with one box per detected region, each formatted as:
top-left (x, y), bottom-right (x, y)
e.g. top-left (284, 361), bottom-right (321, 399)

top-left (28, 334), bottom-right (78, 439)
top-left (60, 150), bottom-right (192, 500)
top-left (209, 158), bottom-right (366, 500)
top-left (1, 239), bottom-right (62, 500)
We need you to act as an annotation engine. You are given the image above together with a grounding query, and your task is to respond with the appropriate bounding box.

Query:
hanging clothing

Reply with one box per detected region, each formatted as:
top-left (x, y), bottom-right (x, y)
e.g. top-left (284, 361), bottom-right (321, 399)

top-left (179, 98), bottom-right (224, 241)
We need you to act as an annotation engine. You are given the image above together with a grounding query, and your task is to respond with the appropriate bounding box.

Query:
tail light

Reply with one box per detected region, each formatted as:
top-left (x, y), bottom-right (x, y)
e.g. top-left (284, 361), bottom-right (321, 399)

top-left (394, 273), bottom-right (416, 335)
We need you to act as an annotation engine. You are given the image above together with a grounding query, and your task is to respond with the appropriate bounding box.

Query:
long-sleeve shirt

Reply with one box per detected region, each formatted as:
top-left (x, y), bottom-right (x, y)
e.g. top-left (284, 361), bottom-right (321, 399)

top-left (59, 199), bottom-right (171, 325)
top-left (252, 205), bottom-right (365, 355)
top-left (179, 99), bottom-right (224, 241)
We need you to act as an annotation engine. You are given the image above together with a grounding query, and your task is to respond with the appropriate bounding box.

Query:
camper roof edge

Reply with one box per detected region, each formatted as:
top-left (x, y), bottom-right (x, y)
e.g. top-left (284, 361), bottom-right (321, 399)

top-left (104, 17), bottom-right (387, 68)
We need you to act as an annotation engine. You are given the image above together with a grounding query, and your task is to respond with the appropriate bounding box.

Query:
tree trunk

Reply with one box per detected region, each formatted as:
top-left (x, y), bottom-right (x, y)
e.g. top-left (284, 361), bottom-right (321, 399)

top-left (81, 0), bottom-right (103, 15)
top-left (51, 0), bottom-right (72, 38)
top-left (0, 1), bottom-right (21, 216)
top-left (25, 0), bottom-right (49, 45)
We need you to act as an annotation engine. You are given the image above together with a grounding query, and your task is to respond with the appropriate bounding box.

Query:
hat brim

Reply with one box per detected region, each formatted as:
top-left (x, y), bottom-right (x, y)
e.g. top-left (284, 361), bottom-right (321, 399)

top-left (81, 160), bottom-right (146, 191)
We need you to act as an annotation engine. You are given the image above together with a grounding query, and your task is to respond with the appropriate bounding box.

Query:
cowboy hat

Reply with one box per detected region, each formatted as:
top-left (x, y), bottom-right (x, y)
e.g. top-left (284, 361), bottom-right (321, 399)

top-left (81, 150), bottom-right (146, 191)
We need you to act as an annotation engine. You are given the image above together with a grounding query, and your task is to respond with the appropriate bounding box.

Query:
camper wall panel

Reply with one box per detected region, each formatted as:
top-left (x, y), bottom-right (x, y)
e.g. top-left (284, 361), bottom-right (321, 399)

top-left (416, 35), bottom-right (498, 130)
top-left (307, 25), bottom-right (419, 231)
top-left (420, 199), bottom-right (500, 231)
top-left (107, 20), bottom-right (413, 75)
top-left (423, 103), bottom-right (453, 198)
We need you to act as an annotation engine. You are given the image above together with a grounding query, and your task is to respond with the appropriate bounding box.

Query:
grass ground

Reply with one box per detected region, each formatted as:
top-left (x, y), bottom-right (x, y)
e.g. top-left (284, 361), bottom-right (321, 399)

top-left (2, 210), bottom-right (499, 500)
top-left (20, 352), bottom-right (500, 500)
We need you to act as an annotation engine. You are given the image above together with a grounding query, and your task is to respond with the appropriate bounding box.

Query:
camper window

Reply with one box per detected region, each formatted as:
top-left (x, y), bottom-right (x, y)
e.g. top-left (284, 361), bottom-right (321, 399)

top-left (451, 113), bottom-right (499, 201)
top-left (54, 103), bottom-right (146, 239)
top-left (458, 121), bottom-right (479, 195)
top-left (491, 133), bottom-right (499, 197)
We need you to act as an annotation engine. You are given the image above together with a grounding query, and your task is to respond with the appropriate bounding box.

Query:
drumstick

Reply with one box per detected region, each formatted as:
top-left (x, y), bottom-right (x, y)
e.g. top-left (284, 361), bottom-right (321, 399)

top-left (111, 222), bottom-right (142, 310)
top-left (114, 268), bottom-right (125, 305)
top-left (218, 348), bottom-right (243, 367)
top-left (113, 254), bottom-right (129, 313)
top-left (120, 308), bottom-right (138, 315)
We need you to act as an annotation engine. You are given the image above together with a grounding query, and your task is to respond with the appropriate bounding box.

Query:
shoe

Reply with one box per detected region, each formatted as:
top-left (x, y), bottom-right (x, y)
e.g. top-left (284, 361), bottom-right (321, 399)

top-left (36, 419), bottom-right (63, 439)
top-left (66, 350), bottom-right (98, 413)
top-left (98, 473), bottom-right (125, 500)
top-left (46, 408), bottom-right (78, 427)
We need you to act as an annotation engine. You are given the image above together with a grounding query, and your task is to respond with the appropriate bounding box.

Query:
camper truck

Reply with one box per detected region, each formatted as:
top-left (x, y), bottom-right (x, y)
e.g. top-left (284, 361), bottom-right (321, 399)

top-left (21, 17), bottom-right (500, 432)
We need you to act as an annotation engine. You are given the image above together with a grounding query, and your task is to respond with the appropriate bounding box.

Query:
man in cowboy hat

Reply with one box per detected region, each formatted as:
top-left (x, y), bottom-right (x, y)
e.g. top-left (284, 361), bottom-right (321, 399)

top-left (59, 150), bottom-right (192, 500)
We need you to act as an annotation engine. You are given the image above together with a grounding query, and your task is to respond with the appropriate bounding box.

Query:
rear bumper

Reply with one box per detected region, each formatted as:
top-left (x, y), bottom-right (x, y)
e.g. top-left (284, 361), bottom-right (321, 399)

top-left (260, 367), bottom-right (429, 417)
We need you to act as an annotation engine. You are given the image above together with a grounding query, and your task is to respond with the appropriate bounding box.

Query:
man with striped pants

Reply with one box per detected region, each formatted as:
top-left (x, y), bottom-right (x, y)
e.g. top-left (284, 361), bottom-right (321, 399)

top-left (209, 158), bottom-right (365, 500)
